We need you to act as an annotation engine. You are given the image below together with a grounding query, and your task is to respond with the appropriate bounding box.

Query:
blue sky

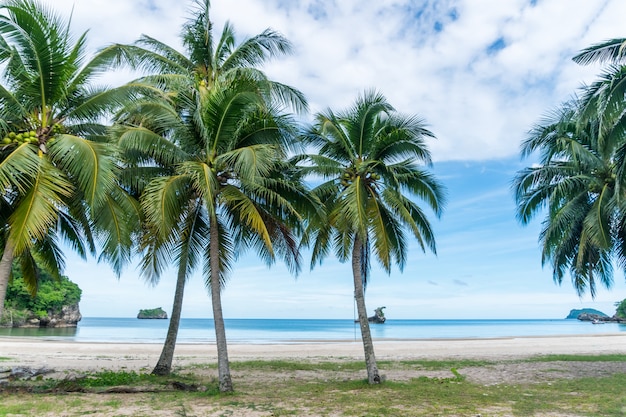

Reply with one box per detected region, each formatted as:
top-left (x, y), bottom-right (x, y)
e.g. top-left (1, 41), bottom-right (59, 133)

top-left (47, 0), bottom-right (626, 319)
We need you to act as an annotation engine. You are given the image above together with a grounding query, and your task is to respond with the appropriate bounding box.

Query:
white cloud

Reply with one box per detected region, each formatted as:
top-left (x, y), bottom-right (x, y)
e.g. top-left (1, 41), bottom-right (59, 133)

top-left (39, 0), bottom-right (626, 161)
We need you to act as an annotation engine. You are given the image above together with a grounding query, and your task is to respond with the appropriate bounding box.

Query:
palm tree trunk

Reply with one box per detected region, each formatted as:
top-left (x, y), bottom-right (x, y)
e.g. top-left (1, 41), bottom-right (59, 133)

top-left (352, 237), bottom-right (381, 384)
top-left (152, 258), bottom-right (188, 376)
top-left (0, 242), bottom-right (15, 321)
top-left (209, 222), bottom-right (233, 392)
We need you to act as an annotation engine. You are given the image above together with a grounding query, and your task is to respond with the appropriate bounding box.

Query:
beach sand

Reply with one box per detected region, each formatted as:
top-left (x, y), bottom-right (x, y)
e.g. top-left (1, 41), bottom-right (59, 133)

top-left (1, 333), bottom-right (625, 374)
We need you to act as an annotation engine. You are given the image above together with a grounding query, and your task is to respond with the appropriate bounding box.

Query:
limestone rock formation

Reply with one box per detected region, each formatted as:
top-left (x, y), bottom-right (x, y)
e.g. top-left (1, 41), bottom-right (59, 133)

top-left (368, 306), bottom-right (386, 324)
top-left (10, 303), bottom-right (82, 328)
top-left (577, 312), bottom-right (626, 323)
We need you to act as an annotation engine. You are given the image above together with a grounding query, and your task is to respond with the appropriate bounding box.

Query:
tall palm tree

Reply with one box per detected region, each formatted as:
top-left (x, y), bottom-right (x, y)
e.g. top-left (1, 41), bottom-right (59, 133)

top-left (0, 0), bottom-right (138, 318)
top-left (109, 0), bottom-right (307, 380)
top-left (298, 90), bottom-right (446, 384)
top-left (119, 75), bottom-right (308, 392)
top-left (513, 95), bottom-right (626, 296)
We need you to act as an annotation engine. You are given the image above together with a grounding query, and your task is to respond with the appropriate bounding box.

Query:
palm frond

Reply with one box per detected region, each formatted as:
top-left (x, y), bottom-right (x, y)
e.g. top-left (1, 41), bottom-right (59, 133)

top-left (48, 133), bottom-right (118, 208)
top-left (142, 174), bottom-right (193, 239)
top-left (94, 186), bottom-right (141, 276)
top-left (0, 142), bottom-right (42, 193)
top-left (573, 38), bottom-right (626, 65)
top-left (7, 157), bottom-right (73, 254)
top-left (222, 28), bottom-right (293, 71)
top-left (221, 184), bottom-right (273, 253)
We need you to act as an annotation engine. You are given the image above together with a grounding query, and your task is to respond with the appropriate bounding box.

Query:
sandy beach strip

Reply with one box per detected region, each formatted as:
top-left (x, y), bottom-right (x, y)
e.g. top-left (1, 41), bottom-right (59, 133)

top-left (1, 333), bottom-right (625, 374)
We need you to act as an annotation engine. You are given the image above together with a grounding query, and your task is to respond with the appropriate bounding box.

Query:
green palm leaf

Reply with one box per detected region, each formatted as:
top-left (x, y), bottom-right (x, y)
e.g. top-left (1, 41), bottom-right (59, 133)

top-left (48, 133), bottom-right (117, 208)
top-left (0, 142), bottom-right (42, 193)
top-left (7, 157), bottom-right (72, 254)
top-left (142, 174), bottom-right (193, 239)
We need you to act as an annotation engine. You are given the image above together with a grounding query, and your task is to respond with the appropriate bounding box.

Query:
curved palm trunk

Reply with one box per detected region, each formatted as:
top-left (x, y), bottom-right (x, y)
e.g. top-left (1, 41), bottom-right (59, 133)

top-left (209, 223), bottom-right (233, 392)
top-left (0, 243), bottom-right (15, 320)
top-left (352, 237), bottom-right (381, 384)
top-left (152, 257), bottom-right (188, 375)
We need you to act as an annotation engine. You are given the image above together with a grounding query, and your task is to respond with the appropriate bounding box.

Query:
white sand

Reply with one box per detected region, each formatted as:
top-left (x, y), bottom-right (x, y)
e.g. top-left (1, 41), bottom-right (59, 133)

top-left (1, 333), bottom-right (625, 373)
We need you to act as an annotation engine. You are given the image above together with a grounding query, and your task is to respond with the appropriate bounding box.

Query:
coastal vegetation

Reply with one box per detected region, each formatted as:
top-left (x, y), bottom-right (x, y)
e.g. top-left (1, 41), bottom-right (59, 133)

top-left (1, 355), bottom-right (625, 416)
top-left (0, 267), bottom-right (81, 327)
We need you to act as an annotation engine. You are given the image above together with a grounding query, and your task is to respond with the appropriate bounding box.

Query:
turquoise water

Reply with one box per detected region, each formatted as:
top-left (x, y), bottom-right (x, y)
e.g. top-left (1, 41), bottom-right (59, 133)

top-left (0, 318), bottom-right (624, 343)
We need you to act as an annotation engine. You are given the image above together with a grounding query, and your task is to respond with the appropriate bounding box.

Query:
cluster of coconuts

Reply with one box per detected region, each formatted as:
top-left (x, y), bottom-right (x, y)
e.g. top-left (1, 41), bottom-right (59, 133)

top-left (340, 171), bottom-right (381, 186)
top-left (1, 130), bottom-right (38, 145)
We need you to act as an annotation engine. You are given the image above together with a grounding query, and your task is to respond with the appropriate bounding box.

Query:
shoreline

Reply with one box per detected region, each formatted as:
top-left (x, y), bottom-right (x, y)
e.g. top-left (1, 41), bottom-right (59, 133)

top-left (1, 333), bottom-right (625, 375)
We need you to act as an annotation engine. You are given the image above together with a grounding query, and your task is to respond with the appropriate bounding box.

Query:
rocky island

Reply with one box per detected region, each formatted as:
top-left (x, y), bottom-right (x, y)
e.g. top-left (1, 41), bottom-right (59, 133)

top-left (137, 307), bottom-right (168, 319)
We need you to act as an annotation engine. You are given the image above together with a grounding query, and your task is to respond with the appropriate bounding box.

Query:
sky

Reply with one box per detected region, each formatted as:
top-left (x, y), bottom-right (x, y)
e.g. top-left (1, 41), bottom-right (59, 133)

top-left (37, 0), bottom-right (626, 319)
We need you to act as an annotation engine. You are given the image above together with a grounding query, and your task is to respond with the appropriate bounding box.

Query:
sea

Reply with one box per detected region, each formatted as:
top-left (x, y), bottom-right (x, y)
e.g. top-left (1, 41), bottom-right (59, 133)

top-left (0, 318), bottom-right (624, 344)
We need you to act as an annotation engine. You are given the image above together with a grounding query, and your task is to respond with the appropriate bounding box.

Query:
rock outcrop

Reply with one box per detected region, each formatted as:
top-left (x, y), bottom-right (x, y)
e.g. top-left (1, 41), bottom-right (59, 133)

top-left (7, 303), bottom-right (82, 328)
top-left (577, 312), bottom-right (626, 323)
top-left (368, 306), bottom-right (386, 324)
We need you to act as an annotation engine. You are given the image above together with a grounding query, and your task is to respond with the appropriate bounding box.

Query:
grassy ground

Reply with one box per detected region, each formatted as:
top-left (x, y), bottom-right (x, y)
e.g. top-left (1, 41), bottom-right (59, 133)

top-left (1, 355), bottom-right (626, 416)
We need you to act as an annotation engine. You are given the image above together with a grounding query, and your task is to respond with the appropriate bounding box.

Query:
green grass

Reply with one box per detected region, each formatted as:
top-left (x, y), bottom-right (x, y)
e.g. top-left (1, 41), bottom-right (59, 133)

top-left (77, 370), bottom-right (156, 387)
top-left (379, 358), bottom-right (496, 370)
top-left (1, 355), bottom-right (625, 416)
top-left (528, 353), bottom-right (626, 362)
top-left (227, 358), bottom-right (495, 372)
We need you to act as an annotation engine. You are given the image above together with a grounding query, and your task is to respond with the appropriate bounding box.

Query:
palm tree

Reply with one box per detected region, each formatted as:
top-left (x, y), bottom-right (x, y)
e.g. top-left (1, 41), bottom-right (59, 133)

top-left (0, 0), bottom-right (138, 318)
top-left (513, 95), bottom-right (626, 296)
top-left (108, 0), bottom-right (307, 380)
top-left (516, 34), bottom-right (626, 297)
top-left (298, 90), bottom-right (446, 384)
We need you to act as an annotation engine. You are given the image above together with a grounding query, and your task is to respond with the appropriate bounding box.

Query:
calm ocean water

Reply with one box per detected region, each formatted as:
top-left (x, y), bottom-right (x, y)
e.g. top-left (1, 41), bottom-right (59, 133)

top-left (0, 318), bottom-right (624, 343)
